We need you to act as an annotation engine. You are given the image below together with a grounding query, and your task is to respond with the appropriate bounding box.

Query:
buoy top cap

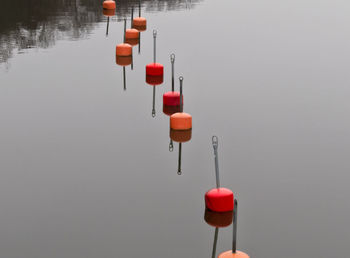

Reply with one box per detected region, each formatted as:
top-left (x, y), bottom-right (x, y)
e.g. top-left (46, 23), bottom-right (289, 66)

top-left (164, 91), bottom-right (180, 97)
top-left (206, 187), bottom-right (233, 196)
top-left (146, 63), bottom-right (164, 68)
top-left (103, 0), bottom-right (116, 9)
top-left (218, 251), bottom-right (250, 258)
top-left (171, 112), bottom-right (192, 119)
top-left (117, 43), bottom-right (132, 48)
top-left (134, 17), bottom-right (146, 22)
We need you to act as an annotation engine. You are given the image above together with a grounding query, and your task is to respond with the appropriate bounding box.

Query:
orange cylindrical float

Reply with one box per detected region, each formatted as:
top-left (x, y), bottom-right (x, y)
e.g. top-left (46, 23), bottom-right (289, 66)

top-left (125, 37), bottom-right (139, 46)
top-left (116, 56), bottom-right (132, 66)
top-left (170, 129), bottom-right (192, 143)
top-left (116, 43), bottom-right (132, 57)
top-left (103, 9), bottom-right (115, 16)
top-left (103, 0), bottom-right (116, 10)
top-left (133, 17), bottom-right (147, 31)
top-left (170, 113), bottom-right (192, 130)
top-left (218, 251), bottom-right (250, 258)
top-left (125, 28), bottom-right (139, 39)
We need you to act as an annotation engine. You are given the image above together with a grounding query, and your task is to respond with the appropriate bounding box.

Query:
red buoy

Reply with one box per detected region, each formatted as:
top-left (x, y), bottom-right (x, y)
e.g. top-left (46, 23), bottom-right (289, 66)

top-left (103, 0), bottom-right (116, 10)
top-left (163, 104), bottom-right (181, 116)
top-left (146, 74), bottom-right (163, 86)
top-left (204, 209), bottom-right (233, 228)
top-left (163, 54), bottom-right (182, 107)
top-left (205, 136), bottom-right (234, 212)
top-left (146, 30), bottom-right (164, 77)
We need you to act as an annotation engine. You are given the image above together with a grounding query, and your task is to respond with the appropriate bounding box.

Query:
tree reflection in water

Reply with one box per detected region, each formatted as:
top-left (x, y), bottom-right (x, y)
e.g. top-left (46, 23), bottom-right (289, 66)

top-left (0, 0), bottom-right (201, 63)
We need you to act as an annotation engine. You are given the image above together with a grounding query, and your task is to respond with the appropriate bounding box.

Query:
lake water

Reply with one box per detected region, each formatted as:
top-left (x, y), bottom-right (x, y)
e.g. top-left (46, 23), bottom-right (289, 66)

top-left (1, 0), bottom-right (350, 257)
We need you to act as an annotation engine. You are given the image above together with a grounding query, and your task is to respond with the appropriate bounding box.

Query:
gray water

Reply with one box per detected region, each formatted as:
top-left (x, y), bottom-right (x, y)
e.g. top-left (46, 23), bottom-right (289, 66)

top-left (1, 0), bottom-right (350, 257)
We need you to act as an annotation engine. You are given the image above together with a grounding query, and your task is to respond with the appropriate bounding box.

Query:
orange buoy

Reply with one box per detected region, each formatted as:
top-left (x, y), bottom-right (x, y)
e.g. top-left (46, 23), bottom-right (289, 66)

top-left (125, 37), bottom-right (139, 46)
top-left (133, 1), bottom-right (147, 31)
top-left (218, 251), bottom-right (250, 258)
top-left (103, 9), bottom-right (115, 16)
top-left (125, 28), bottom-right (139, 39)
top-left (103, 0), bottom-right (116, 10)
top-left (116, 43), bottom-right (132, 56)
top-left (170, 129), bottom-right (192, 143)
top-left (116, 56), bottom-right (132, 66)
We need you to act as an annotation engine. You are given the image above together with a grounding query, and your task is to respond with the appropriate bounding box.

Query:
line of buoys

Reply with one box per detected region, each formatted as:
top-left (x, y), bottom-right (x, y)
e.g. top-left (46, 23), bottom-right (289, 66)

top-left (205, 136), bottom-right (234, 212)
top-left (218, 200), bottom-right (250, 258)
top-left (170, 77), bottom-right (192, 130)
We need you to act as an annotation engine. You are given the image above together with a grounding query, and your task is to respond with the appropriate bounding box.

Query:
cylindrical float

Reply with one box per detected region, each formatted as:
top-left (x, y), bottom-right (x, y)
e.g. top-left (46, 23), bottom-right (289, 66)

top-left (218, 251), bottom-right (250, 258)
top-left (125, 28), bottom-right (139, 39)
top-left (163, 104), bottom-right (181, 116)
top-left (204, 209), bottom-right (233, 228)
top-left (146, 30), bottom-right (164, 77)
top-left (205, 188), bottom-right (234, 212)
top-left (116, 43), bottom-right (132, 57)
top-left (116, 56), bottom-right (132, 66)
top-left (170, 129), bottom-right (192, 143)
top-left (146, 74), bottom-right (163, 86)
top-left (103, 0), bottom-right (116, 10)
top-left (103, 9), bottom-right (115, 16)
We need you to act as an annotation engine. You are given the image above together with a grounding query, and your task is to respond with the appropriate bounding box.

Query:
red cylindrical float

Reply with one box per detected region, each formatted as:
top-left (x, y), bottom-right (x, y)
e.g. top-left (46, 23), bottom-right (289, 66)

top-left (116, 43), bottom-right (132, 56)
top-left (163, 104), bottom-right (181, 116)
top-left (163, 91), bottom-right (182, 106)
top-left (204, 209), bottom-right (233, 228)
top-left (146, 74), bottom-right (163, 86)
top-left (103, 0), bottom-right (116, 10)
top-left (146, 63), bottom-right (164, 76)
top-left (205, 188), bottom-right (234, 212)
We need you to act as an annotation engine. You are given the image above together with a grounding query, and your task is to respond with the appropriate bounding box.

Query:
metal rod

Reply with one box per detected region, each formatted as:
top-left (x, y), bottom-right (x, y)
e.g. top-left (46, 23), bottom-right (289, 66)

top-left (131, 7), bottom-right (134, 28)
top-left (106, 17), bottom-right (110, 36)
top-left (138, 33), bottom-right (141, 54)
top-left (212, 227), bottom-right (219, 258)
top-left (153, 30), bottom-right (157, 63)
top-left (171, 54), bottom-right (175, 92)
top-left (123, 67), bottom-right (126, 91)
top-left (123, 19), bottom-right (126, 42)
top-left (169, 139), bottom-right (174, 152)
top-left (139, 0), bottom-right (141, 17)
top-left (178, 143), bottom-right (182, 175)
top-left (179, 76), bottom-right (183, 112)
top-left (232, 199), bottom-right (238, 253)
top-left (131, 53), bottom-right (133, 70)
top-left (152, 86), bottom-right (156, 117)
top-left (212, 136), bottom-right (220, 188)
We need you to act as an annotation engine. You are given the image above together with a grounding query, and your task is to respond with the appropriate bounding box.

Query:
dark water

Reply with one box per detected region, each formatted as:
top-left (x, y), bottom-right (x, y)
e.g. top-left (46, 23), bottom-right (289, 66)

top-left (1, 0), bottom-right (350, 257)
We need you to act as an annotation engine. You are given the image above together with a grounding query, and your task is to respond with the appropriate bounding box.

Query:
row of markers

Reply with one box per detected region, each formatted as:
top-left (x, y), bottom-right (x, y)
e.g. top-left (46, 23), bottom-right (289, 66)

top-left (103, 1), bottom-right (249, 257)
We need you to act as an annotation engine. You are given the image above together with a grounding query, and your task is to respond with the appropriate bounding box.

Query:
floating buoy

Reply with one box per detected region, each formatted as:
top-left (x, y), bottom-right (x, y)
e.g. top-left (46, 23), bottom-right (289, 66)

top-left (205, 136), bottom-right (234, 212)
top-left (146, 74), bottom-right (163, 86)
top-left (170, 77), bottom-right (192, 130)
top-left (103, 0), bottom-right (116, 10)
top-left (170, 129), bottom-right (192, 143)
top-left (116, 19), bottom-right (132, 57)
top-left (103, 9), bottom-right (115, 16)
top-left (125, 28), bottom-right (139, 39)
top-left (146, 30), bottom-right (164, 77)
top-left (218, 200), bottom-right (250, 258)
top-left (204, 209), bottom-right (233, 228)
top-left (125, 37), bottom-right (139, 46)
top-left (116, 56), bottom-right (132, 66)
top-left (133, 1), bottom-right (147, 32)
top-left (163, 104), bottom-right (181, 116)
top-left (163, 54), bottom-right (182, 107)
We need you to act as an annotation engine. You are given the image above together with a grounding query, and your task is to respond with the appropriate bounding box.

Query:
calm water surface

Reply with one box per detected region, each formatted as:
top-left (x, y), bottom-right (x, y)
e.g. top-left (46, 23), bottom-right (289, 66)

top-left (1, 0), bottom-right (350, 257)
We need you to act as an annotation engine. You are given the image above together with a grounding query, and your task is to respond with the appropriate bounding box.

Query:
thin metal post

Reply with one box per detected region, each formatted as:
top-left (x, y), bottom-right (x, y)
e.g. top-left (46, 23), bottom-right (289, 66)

top-left (179, 76), bottom-right (183, 112)
top-left (152, 86), bottom-right (156, 117)
top-left (178, 143), bottom-right (182, 175)
top-left (212, 227), bottom-right (219, 258)
top-left (123, 19), bottom-right (126, 42)
top-left (212, 136), bottom-right (220, 188)
top-left (232, 199), bottom-right (238, 253)
top-left (123, 67), bottom-right (126, 91)
top-left (139, 0), bottom-right (141, 17)
top-left (106, 17), bottom-right (110, 36)
top-left (131, 7), bottom-right (134, 28)
top-left (169, 139), bottom-right (173, 152)
top-left (153, 30), bottom-right (157, 63)
top-left (171, 54), bottom-right (175, 92)
top-left (138, 33), bottom-right (141, 54)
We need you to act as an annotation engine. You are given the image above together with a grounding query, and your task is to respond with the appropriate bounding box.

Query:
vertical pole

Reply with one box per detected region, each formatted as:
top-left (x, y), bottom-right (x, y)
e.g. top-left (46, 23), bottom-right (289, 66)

top-left (123, 19), bottom-right (126, 43)
top-left (153, 30), bottom-right (157, 64)
top-left (123, 67), bottom-right (126, 91)
top-left (106, 17), bottom-right (110, 36)
top-left (212, 227), bottom-right (219, 258)
top-left (169, 139), bottom-right (174, 152)
top-left (179, 76), bottom-right (183, 112)
top-left (152, 86), bottom-right (156, 117)
top-left (131, 7), bottom-right (134, 28)
top-left (139, 0), bottom-right (141, 17)
top-left (171, 54), bottom-right (175, 92)
top-left (178, 143), bottom-right (182, 175)
top-left (232, 199), bottom-right (238, 253)
top-left (212, 136), bottom-right (220, 188)
top-left (138, 33), bottom-right (141, 54)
